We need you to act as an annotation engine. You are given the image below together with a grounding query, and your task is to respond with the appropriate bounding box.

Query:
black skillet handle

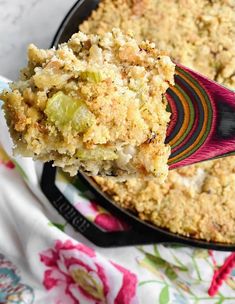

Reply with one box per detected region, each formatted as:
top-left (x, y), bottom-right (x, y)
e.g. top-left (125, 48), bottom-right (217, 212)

top-left (40, 163), bottom-right (235, 250)
top-left (40, 163), bottom-right (175, 247)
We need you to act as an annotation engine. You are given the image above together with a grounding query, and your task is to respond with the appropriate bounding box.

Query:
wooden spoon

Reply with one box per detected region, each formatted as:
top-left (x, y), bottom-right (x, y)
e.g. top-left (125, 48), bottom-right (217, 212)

top-left (166, 64), bottom-right (235, 169)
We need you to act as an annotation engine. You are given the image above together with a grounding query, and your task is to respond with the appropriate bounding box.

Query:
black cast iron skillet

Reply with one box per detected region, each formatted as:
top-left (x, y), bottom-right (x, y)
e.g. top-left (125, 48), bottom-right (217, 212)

top-left (41, 0), bottom-right (235, 251)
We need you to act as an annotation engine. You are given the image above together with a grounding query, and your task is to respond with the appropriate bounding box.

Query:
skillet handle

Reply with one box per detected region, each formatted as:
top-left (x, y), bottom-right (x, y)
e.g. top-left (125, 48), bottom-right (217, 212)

top-left (88, 227), bottom-right (173, 247)
top-left (41, 163), bottom-right (175, 247)
top-left (40, 164), bottom-right (235, 250)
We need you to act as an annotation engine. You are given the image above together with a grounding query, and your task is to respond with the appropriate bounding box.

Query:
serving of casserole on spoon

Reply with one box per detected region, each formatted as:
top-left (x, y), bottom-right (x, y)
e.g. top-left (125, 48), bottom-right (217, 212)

top-left (0, 29), bottom-right (174, 180)
top-left (1, 28), bottom-right (235, 181)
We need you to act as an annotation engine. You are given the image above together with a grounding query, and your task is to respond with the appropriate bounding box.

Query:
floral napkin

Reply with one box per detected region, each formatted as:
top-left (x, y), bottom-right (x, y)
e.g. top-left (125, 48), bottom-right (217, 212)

top-left (0, 76), bottom-right (235, 304)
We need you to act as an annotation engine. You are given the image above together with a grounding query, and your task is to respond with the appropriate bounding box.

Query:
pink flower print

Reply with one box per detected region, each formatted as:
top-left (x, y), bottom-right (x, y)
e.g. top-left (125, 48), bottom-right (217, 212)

top-left (75, 201), bottom-right (129, 232)
top-left (94, 213), bottom-right (126, 231)
top-left (40, 240), bottom-right (138, 304)
top-left (0, 146), bottom-right (15, 170)
top-left (112, 263), bottom-right (138, 304)
top-left (5, 160), bottom-right (15, 169)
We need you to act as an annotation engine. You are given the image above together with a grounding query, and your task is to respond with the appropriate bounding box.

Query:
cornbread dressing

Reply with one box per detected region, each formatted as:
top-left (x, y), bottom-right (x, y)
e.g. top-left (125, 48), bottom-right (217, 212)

top-left (80, 0), bottom-right (235, 244)
top-left (1, 29), bottom-right (174, 179)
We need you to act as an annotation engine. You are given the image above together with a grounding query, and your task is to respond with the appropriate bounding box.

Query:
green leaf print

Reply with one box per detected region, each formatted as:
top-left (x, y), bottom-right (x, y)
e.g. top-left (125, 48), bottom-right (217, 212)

top-left (153, 244), bottom-right (161, 257)
top-left (12, 159), bottom-right (28, 180)
top-left (139, 257), bottom-right (166, 278)
top-left (159, 285), bottom-right (170, 304)
top-left (164, 243), bottom-right (184, 249)
top-left (72, 176), bottom-right (95, 199)
top-left (145, 253), bottom-right (167, 267)
top-left (215, 300), bottom-right (223, 304)
top-left (138, 248), bottom-right (167, 267)
top-left (48, 222), bottom-right (66, 232)
top-left (193, 249), bottom-right (209, 259)
top-left (165, 266), bottom-right (177, 280)
top-left (73, 176), bottom-right (90, 193)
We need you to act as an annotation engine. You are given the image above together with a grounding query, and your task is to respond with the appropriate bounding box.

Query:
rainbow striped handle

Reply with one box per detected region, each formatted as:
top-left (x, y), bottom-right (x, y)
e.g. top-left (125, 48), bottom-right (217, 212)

top-left (166, 64), bottom-right (235, 169)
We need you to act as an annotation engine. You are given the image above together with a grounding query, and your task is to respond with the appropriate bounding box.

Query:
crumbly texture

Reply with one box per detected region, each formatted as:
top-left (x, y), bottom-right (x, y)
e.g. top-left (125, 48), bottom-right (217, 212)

top-left (81, 0), bottom-right (235, 88)
top-left (1, 29), bottom-right (174, 178)
top-left (81, 0), bottom-right (235, 243)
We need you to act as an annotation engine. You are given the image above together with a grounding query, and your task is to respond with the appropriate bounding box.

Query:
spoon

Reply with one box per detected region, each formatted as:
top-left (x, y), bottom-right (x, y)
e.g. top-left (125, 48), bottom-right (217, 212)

top-left (166, 64), bottom-right (235, 169)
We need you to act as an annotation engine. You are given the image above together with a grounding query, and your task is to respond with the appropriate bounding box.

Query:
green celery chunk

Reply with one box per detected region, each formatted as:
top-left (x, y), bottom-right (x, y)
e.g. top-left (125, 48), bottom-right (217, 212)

top-left (80, 70), bottom-right (104, 83)
top-left (45, 91), bottom-right (95, 132)
top-left (76, 148), bottom-right (117, 161)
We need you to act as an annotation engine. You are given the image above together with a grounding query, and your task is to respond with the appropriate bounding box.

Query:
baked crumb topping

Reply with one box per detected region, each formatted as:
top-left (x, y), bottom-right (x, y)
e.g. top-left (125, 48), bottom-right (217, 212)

top-left (0, 29), bottom-right (174, 179)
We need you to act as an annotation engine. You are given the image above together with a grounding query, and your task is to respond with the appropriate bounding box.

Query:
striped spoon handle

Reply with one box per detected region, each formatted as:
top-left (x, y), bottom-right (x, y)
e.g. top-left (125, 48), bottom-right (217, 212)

top-left (166, 64), bottom-right (235, 169)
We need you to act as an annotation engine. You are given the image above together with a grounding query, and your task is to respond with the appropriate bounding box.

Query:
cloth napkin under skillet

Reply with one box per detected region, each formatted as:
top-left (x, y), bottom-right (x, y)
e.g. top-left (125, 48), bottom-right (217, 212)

top-left (0, 76), bottom-right (235, 304)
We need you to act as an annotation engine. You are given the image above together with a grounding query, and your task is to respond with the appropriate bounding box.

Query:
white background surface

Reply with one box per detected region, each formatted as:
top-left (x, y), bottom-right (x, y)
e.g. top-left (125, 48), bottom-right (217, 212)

top-left (0, 0), bottom-right (77, 80)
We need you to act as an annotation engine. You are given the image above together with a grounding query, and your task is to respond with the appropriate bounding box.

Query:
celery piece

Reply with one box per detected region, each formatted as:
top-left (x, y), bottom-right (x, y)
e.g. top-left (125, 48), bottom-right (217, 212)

top-left (76, 148), bottom-right (117, 161)
top-left (80, 70), bottom-right (104, 83)
top-left (45, 92), bottom-right (95, 132)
